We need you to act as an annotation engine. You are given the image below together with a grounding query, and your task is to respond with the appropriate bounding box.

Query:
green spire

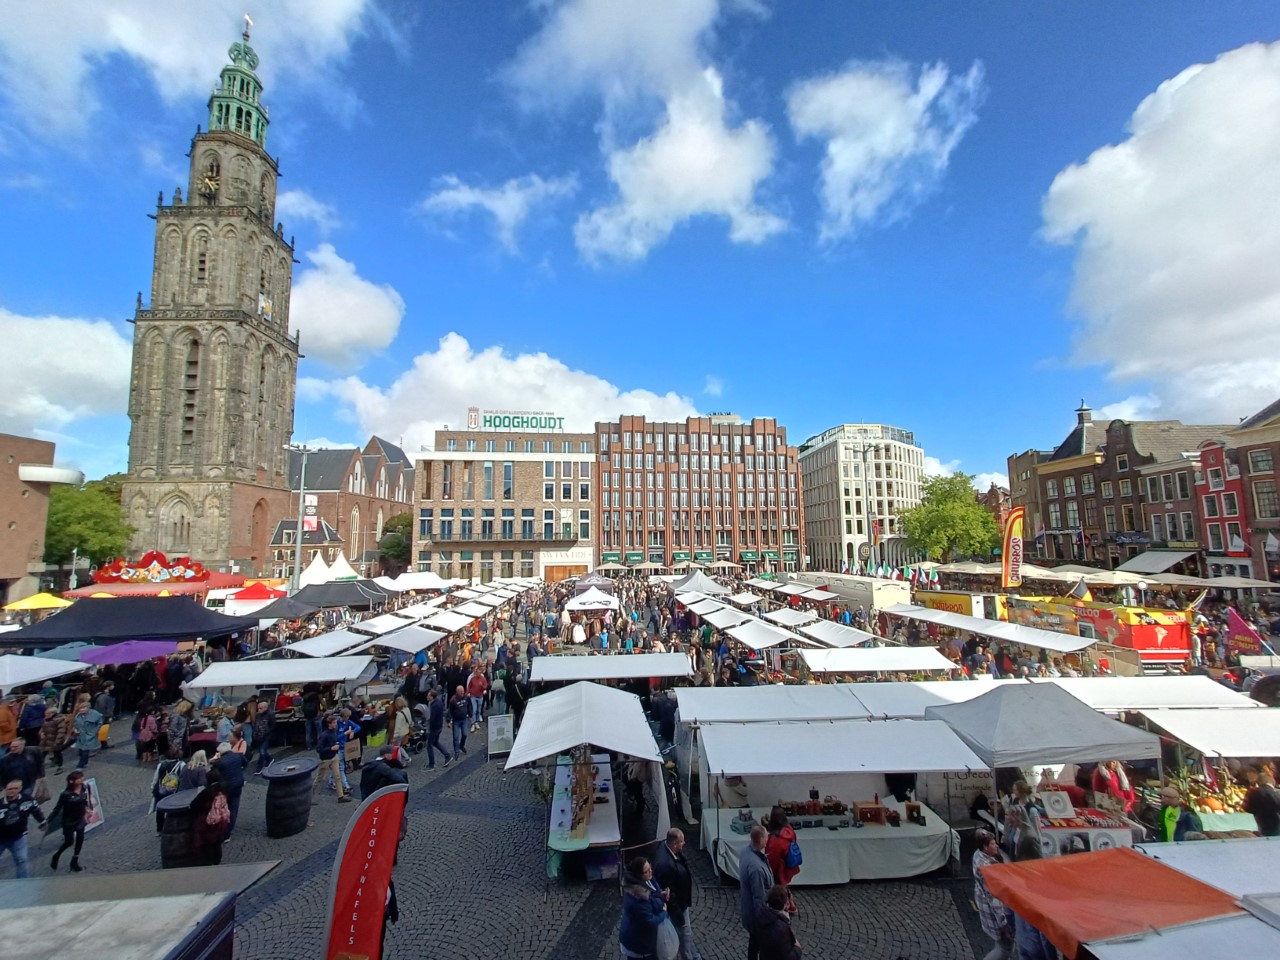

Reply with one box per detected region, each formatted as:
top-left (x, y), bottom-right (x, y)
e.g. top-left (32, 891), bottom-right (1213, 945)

top-left (207, 18), bottom-right (268, 147)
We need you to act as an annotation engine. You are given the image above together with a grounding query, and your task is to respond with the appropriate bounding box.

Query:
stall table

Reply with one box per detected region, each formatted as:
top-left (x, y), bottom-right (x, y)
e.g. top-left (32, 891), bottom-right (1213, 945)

top-left (708, 799), bottom-right (954, 884)
top-left (548, 752), bottom-right (620, 881)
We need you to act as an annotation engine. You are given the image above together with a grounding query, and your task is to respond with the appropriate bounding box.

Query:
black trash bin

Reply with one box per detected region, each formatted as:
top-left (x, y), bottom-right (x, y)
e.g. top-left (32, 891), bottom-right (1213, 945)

top-left (157, 788), bottom-right (202, 868)
top-left (262, 756), bottom-right (320, 838)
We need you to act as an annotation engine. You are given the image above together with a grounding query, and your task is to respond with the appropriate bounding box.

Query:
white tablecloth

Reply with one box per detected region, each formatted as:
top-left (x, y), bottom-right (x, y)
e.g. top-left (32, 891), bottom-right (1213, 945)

top-left (549, 753), bottom-right (620, 851)
top-left (705, 800), bottom-right (955, 884)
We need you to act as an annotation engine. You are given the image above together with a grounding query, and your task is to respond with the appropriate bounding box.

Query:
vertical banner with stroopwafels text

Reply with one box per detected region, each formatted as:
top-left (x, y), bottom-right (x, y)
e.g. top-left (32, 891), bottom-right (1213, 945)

top-left (1002, 506), bottom-right (1026, 589)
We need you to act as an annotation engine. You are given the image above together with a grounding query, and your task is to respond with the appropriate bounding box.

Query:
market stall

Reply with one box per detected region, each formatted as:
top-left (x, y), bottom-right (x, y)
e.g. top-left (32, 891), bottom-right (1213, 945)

top-left (530, 652), bottom-right (693, 684)
top-left (798, 646), bottom-right (957, 675)
top-left (0, 653), bottom-right (84, 695)
top-left (763, 608), bottom-right (819, 628)
top-left (698, 719), bottom-right (983, 883)
top-left (795, 620), bottom-right (877, 647)
top-left (345, 625), bottom-right (447, 657)
top-left (351, 612), bottom-right (415, 636)
top-left (420, 610), bottom-right (476, 634)
top-left (3, 596), bottom-right (260, 647)
top-left (504, 681), bottom-right (665, 882)
top-left (183, 656), bottom-right (376, 698)
top-left (1033, 676), bottom-right (1261, 714)
top-left (279, 629), bottom-right (367, 658)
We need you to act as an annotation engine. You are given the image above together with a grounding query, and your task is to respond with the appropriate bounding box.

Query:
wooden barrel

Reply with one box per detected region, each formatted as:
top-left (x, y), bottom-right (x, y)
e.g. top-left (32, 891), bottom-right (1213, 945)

top-left (263, 756), bottom-right (319, 839)
top-left (157, 788), bottom-right (202, 869)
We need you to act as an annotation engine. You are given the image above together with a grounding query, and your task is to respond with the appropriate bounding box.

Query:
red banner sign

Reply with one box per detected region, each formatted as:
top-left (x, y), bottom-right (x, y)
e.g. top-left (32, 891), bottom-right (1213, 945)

top-left (1227, 608), bottom-right (1265, 655)
top-left (323, 785), bottom-right (408, 960)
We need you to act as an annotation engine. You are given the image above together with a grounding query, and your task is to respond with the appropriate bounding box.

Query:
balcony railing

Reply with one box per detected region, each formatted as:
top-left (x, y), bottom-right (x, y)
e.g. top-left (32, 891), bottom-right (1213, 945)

top-left (423, 530), bottom-right (582, 544)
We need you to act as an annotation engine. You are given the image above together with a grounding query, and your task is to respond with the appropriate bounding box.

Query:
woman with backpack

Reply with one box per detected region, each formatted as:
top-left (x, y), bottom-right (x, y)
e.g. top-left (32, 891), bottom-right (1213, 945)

top-left (134, 707), bottom-right (160, 764)
top-left (150, 747), bottom-right (187, 832)
top-left (192, 781), bottom-right (231, 865)
top-left (765, 806), bottom-right (801, 913)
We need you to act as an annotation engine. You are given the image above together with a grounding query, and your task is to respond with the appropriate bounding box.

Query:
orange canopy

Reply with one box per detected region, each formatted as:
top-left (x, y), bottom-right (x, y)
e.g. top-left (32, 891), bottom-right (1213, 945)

top-left (981, 848), bottom-right (1241, 959)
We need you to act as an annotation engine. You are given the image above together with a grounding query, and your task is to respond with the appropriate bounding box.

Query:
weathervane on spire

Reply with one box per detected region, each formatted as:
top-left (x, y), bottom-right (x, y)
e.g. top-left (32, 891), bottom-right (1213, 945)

top-left (243, 13), bottom-right (253, 42)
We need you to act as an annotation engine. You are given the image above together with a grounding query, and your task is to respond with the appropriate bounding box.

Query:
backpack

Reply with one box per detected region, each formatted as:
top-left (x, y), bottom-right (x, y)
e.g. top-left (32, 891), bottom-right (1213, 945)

top-left (206, 793), bottom-right (231, 826)
top-left (160, 760), bottom-right (185, 795)
top-left (784, 838), bottom-right (803, 870)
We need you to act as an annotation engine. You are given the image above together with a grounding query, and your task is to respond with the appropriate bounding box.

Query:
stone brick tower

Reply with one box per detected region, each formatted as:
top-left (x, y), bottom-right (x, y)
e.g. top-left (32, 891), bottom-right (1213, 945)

top-left (121, 25), bottom-right (298, 573)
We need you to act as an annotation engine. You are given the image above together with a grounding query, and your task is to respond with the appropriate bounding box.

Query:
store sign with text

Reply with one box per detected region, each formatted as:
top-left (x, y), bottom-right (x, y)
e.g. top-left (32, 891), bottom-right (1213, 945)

top-left (467, 406), bottom-right (565, 431)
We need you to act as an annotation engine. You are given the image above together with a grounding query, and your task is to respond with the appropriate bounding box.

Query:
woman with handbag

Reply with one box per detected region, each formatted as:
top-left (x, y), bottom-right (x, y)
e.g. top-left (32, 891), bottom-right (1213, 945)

top-left (192, 782), bottom-right (231, 865)
top-left (48, 770), bottom-right (90, 872)
top-left (619, 856), bottom-right (670, 960)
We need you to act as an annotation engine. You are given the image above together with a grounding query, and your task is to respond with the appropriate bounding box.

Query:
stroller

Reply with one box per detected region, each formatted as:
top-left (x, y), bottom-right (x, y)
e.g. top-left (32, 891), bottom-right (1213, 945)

top-left (403, 703), bottom-right (430, 756)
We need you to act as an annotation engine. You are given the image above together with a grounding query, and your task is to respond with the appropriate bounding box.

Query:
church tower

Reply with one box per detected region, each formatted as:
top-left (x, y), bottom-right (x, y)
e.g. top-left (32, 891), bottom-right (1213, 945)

top-left (121, 25), bottom-right (298, 573)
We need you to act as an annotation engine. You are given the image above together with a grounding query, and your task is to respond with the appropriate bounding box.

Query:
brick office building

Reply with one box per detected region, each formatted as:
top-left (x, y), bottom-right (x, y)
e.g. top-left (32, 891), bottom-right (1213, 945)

top-left (413, 424), bottom-right (595, 583)
top-left (1228, 398), bottom-right (1280, 581)
top-left (594, 414), bottom-right (804, 574)
top-left (1193, 440), bottom-right (1255, 579)
top-left (1, 435), bottom-right (83, 605)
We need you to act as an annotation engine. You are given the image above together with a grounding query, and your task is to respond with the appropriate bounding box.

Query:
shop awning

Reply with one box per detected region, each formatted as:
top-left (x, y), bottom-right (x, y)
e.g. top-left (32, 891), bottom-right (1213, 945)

top-left (883, 604), bottom-right (1096, 654)
top-left (726, 592), bottom-right (762, 606)
top-left (351, 613), bottom-right (415, 636)
top-left (699, 718), bottom-right (985, 776)
top-left (564, 587), bottom-right (619, 611)
top-left (795, 620), bottom-right (877, 648)
top-left (1138, 707), bottom-right (1280, 758)
top-left (280, 629), bottom-right (367, 658)
top-left (530, 652), bottom-right (693, 683)
top-left (421, 610), bottom-right (477, 634)
top-left (798, 588), bottom-right (838, 602)
top-left (396, 597), bottom-right (447, 620)
top-left (504, 681), bottom-right (660, 768)
top-left (850, 680), bottom-right (1021, 719)
top-left (673, 684), bottom-right (869, 723)
top-left (770, 583), bottom-right (811, 596)
top-left (0, 653), bottom-right (84, 689)
top-left (1115, 549), bottom-right (1197, 574)
top-left (763, 607), bottom-right (818, 628)
top-left (799, 646), bottom-right (957, 674)
top-left (346, 625), bottom-right (447, 656)
top-left (726, 619), bottom-right (803, 650)
top-left (1032, 676), bottom-right (1260, 713)
top-left (687, 598), bottom-right (725, 617)
top-left (702, 608), bottom-right (752, 631)
top-left (184, 655), bottom-right (376, 691)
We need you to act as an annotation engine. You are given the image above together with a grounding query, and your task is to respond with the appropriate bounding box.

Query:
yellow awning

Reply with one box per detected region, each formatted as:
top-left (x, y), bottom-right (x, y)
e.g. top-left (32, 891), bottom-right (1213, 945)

top-left (2, 592), bottom-right (73, 611)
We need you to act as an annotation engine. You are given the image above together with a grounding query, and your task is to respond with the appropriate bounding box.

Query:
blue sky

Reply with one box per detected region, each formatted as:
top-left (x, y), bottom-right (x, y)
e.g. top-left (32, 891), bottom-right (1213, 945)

top-left (2, 1), bottom-right (1279, 486)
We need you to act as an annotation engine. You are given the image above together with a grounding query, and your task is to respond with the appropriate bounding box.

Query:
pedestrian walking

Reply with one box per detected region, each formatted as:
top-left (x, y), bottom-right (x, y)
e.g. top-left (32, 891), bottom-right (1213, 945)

top-left (425, 688), bottom-right (452, 769)
top-left (0, 778), bottom-right (46, 878)
top-left (40, 706), bottom-right (69, 775)
top-left (211, 741), bottom-right (251, 833)
top-left (466, 664), bottom-right (488, 733)
top-left (973, 829), bottom-right (1013, 960)
top-left (620, 855), bottom-right (669, 960)
top-left (71, 701), bottom-right (102, 771)
top-left (753, 885), bottom-right (801, 960)
top-left (653, 827), bottom-right (701, 960)
top-left (48, 770), bottom-right (90, 872)
top-left (448, 685), bottom-right (471, 756)
top-left (738, 825), bottom-right (773, 960)
top-left (311, 715), bottom-right (352, 805)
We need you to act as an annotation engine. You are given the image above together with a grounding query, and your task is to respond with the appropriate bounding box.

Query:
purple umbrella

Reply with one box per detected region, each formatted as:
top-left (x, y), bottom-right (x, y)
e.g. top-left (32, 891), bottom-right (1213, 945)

top-left (78, 639), bottom-right (179, 665)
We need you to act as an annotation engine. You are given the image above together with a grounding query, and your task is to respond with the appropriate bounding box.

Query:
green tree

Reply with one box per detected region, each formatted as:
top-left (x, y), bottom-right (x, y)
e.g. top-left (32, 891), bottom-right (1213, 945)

top-left (43, 483), bottom-right (134, 570)
top-left (86, 471), bottom-right (127, 505)
top-left (378, 512), bottom-right (413, 573)
top-left (897, 473), bottom-right (1000, 561)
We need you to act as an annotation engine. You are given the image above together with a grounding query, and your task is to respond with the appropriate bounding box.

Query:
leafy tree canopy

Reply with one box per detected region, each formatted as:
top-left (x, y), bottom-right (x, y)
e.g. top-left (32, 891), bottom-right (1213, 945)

top-left (378, 512), bottom-right (413, 570)
top-left (43, 483), bottom-right (134, 567)
top-left (897, 473), bottom-right (999, 561)
top-left (86, 472), bottom-right (127, 504)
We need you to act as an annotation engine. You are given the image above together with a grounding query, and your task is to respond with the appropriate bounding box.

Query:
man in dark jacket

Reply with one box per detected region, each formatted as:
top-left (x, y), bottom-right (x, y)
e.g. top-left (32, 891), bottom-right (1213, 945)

top-left (739, 825), bottom-right (773, 960)
top-left (753, 885), bottom-right (801, 960)
top-left (211, 742), bottom-right (252, 833)
top-left (0, 739), bottom-right (43, 797)
top-left (653, 827), bottom-right (700, 960)
top-left (360, 744), bottom-right (409, 799)
top-left (425, 688), bottom-right (451, 769)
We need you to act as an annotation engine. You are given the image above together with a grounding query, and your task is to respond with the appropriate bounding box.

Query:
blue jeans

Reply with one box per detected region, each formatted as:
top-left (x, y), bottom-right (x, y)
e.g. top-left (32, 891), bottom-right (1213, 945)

top-left (470, 696), bottom-right (485, 723)
top-left (257, 737), bottom-right (272, 771)
top-left (76, 748), bottom-right (92, 769)
top-left (305, 716), bottom-right (323, 750)
top-left (427, 728), bottom-right (451, 767)
top-left (452, 721), bottom-right (467, 754)
top-left (1, 835), bottom-right (30, 878)
top-left (492, 689), bottom-right (506, 715)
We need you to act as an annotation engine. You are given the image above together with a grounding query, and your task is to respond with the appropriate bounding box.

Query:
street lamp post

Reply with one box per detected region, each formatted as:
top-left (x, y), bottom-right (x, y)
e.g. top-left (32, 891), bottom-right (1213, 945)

top-left (69, 546), bottom-right (79, 590)
top-left (286, 444), bottom-right (309, 595)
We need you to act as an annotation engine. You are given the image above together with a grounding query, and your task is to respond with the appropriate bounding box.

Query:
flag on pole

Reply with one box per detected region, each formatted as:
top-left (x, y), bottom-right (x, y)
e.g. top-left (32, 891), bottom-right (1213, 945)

top-left (1227, 608), bottom-right (1265, 655)
top-left (1186, 589), bottom-right (1209, 612)
top-left (1066, 579), bottom-right (1093, 602)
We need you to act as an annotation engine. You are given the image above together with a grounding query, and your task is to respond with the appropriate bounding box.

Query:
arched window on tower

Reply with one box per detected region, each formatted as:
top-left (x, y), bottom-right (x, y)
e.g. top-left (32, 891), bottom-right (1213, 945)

top-left (350, 505), bottom-right (362, 569)
top-left (181, 338), bottom-right (200, 458)
top-left (160, 497), bottom-right (193, 554)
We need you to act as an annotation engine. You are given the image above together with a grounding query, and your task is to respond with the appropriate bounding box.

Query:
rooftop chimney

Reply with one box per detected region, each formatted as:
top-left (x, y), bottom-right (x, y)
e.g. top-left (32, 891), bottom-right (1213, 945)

top-left (1075, 400), bottom-right (1093, 426)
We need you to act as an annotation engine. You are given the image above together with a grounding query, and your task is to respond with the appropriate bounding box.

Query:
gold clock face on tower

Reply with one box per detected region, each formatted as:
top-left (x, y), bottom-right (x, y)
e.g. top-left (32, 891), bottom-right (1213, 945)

top-left (201, 175), bottom-right (220, 197)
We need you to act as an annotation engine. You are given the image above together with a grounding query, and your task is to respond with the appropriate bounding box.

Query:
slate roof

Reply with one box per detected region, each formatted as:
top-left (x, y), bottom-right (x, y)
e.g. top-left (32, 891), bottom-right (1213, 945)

top-left (367, 436), bottom-right (413, 466)
top-left (1237, 397), bottom-right (1280, 431)
top-left (289, 448), bottom-right (358, 491)
top-left (1048, 418), bottom-right (1113, 462)
top-left (1123, 421), bottom-right (1234, 465)
top-left (269, 518), bottom-right (344, 547)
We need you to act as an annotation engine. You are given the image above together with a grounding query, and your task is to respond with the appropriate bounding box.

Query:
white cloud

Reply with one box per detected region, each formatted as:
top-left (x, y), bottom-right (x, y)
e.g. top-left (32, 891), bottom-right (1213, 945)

top-left (0, 307), bottom-right (132, 433)
top-left (1042, 42), bottom-right (1280, 423)
top-left (297, 436), bottom-right (358, 450)
top-left (277, 190), bottom-right (340, 235)
top-left (289, 244), bottom-right (404, 370)
top-left (576, 69), bottom-right (784, 262)
top-left (419, 173), bottom-right (578, 253)
top-left (973, 472), bottom-right (1010, 492)
top-left (703, 374), bottom-right (724, 396)
top-left (506, 0), bottom-right (782, 263)
top-left (305, 332), bottom-right (698, 453)
top-left (923, 456), bottom-right (961, 477)
top-left (0, 1), bottom-right (384, 137)
top-left (1096, 394), bottom-right (1162, 421)
top-left (788, 59), bottom-right (985, 243)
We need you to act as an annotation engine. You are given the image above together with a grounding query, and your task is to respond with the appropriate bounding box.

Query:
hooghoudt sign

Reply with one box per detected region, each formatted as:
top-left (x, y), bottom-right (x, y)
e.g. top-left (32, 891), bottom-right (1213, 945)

top-left (323, 784), bottom-right (408, 960)
top-left (467, 406), bottom-right (564, 431)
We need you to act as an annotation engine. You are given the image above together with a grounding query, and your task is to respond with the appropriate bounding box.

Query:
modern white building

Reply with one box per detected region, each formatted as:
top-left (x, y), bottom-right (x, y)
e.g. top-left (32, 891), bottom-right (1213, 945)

top-left (799, 424), bottom-right (926, 572)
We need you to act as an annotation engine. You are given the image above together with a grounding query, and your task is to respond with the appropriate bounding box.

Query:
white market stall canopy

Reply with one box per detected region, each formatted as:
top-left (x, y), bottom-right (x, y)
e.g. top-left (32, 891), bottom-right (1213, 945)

top-left (798, 588), bottom-right (839, 603)
top-left (0, 653), bottom-right (84, 689)
top-left (298, 554), bottom-right (330, 587)
top-left (699, 719), bottom-right (985, 776)
top-left (883, 604), bottom-right (1096, 654)
top-left (671, 571), bottom-right (731, 595)
top-left (687, 598), bottom-right (725, 617)
top-left (770, 583), bottom-right (811, 596)
top-left (281, 629), bottom-right (367, 658)
top-left (324, 553), bottom-right (361, 582)
top-left (396, 597), bottom-right (447, 619)
top-left (451, 602), bottom-right (493, 619)
top-left (674, 684), bottom-right (870, 723)
top-left (531, 652), bottom-right (693, 683)
top-left (185, 655), bottom-right (376, 691)
top-left (924, 682), bottom-right (1161, 768)
top-left (727, 592), bottom-right (763, 606)
top-left (451, 589), bottom-right (483, 600)
top-left (421, 610), bottom-right (477, 634)
top-left (744, 578), bottom-right (779, 589)
top-left (346, 625), bottom-right (447, 656)
top-left (504, 681), bottom-right (661, 769)
top-left (352, 613), bottom-right (415, 636)
top-left (564, 587), bottom-right (620, 611)
top-left (702, 608), bottom-right (752, 631)
top-left (726, 619), bottom-right (803, 651)
top-left (1032, 676), bottom-right (1260, 713)
top-left (1139, 708), bottom-right (1280, 758)
top-left (1115, 549), bottom-right (1198, 574)
top-left (796, 620), bottom-right (877, 648)
top-left (392, 570), bottom-right (449, 592)
top-left (471, 594), bottom-right (507, 608)
top-left (851, 680), bottom-right (1023, 719)
top-left (763, 607), bottom-right (819, 628)
top-left (799, 646), bottom-right (957, 674)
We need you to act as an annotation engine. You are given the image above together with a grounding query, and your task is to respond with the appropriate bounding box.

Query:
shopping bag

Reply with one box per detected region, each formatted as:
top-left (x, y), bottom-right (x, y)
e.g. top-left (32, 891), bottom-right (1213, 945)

top-left (366, 728), bottom-right (387, 748)
top-left (344, 739), bottom-right (363, 762)
top-left (656, 917), bottom-right (679, 960)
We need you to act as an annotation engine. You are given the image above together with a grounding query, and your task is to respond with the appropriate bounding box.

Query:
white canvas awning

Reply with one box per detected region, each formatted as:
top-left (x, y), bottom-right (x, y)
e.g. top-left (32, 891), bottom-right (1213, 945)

top-left (688, 598), bottom-right (725, 616)
top-left (470, 594), bottom-right (507, 608)
top-left (1116, 549), bottom-right (1198, 574)
top-left (504, 681), bottom-right (661, 768)
top-left (851, 680), bottom-right (1022, 719)
top-left (883, 604), bottom-right (1096, 654)
top-left (763, 607), bottom-right (819, 628)
top-left (799, 646), bottom-right (957, 674)
top-left (392, 570), bottom-right (449, 592)
top-left (298, 554), bottom-right (330, 587)
top-left (346, 625), bottom-right (447, 656)
top-left (699, 719), bottom-right (985, 776)
top-left (726, 619), bottom-right (803, 650)
top-left (422, 610), bottom-right (478, 634)
top-left (352, 613), bottom-right (415, 636)
top-left (1032, 676), bottom-right (1261, 713)
top-left (1139, 708), bottom-right (1280, 758)
top-left (702, 608), bottom-right (752, 631)
top-left (796, 620), bottom-right (877, 648)
top-left (184, 655), bottom-right (376, 691)
top-left (565, 587), bottom-right (620, 611)
top-left (530, 652), bottom-right (693, 683)
top-left (727, 592), bottom-right (763, 606)
top-left (0, 653), bottom-right (84, 689)
top-left (770, 583), bottom-right (811, 596)
top-left (396, 597), bottom-right (447, 620)
top-left (451, 589), bottom-right (483, 600)
top-left (744, 578), bottom-right (779, 589)
top-left (798, 589), bottom-right (839, 602)
top-left (324, 552), bottom-right (361, 582)
top-left (674, 684), bottom-right (869, 723)
top-left (281, 629), bottom-right (367, 657)
top-left (451, 602), bottom-right (493, 619)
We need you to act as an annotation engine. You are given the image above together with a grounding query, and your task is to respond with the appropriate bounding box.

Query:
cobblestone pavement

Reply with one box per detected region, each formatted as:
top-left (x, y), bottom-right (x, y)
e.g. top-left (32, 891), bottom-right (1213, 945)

top-left (6, 713), bottom-right (988, 959)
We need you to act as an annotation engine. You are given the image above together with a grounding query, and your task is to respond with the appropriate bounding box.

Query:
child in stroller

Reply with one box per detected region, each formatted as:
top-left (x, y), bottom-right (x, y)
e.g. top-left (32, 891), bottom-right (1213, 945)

top-left (403, 703), bottom-right (431, 755)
